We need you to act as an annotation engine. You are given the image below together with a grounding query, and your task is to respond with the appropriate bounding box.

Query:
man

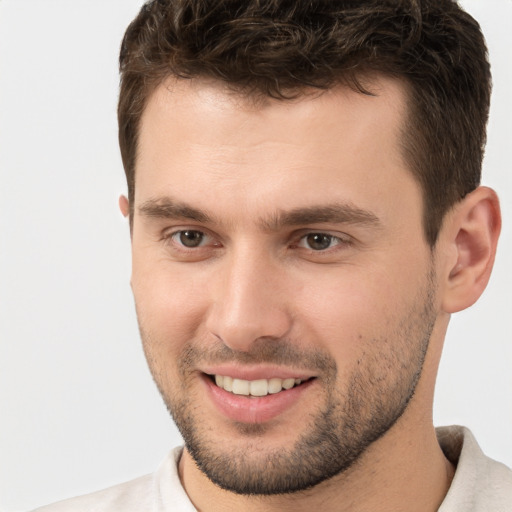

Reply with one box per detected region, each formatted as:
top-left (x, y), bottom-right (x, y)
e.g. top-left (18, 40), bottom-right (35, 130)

top-left (34, 0), bottom-right (511, 510)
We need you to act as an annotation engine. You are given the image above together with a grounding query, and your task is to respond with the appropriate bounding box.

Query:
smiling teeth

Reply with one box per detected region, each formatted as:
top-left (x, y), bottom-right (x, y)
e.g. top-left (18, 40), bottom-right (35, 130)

top-left (214, 375), bottom-right (303, 396)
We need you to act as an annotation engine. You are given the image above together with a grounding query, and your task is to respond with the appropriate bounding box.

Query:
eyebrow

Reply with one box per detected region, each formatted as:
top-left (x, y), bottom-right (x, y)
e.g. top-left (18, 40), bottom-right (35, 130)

top-left (262, 204), bottom-right (381, 231)
top-left (138, 197), bottom-right (381, 230)
top-left (138, 198), bottom-right (212, 223)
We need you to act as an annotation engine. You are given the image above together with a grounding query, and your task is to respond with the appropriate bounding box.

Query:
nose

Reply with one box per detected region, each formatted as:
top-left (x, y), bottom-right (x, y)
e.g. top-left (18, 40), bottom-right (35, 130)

top-left (205, 247), bottom-right (293, 352)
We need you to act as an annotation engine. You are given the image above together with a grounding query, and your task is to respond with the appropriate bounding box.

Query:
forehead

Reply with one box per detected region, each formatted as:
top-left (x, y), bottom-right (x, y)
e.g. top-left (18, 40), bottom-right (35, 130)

top-left (134, 76), bottom-right (417, 227)
top-left (138, 76), bottom-right (408, 150)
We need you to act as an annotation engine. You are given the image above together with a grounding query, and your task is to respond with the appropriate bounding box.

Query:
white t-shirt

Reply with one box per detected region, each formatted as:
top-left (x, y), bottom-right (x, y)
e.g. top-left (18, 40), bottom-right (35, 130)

top-left (32, 426), bottom-right (512, 512)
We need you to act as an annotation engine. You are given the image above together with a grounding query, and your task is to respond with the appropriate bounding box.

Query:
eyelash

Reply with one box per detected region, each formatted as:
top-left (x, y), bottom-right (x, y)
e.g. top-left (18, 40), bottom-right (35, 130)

top-left (166, 229), bottom-right (216, 250)
top-left (163, 229), bottom-right (351, 256)
top-left (294, 233), bottom-right (346, 251)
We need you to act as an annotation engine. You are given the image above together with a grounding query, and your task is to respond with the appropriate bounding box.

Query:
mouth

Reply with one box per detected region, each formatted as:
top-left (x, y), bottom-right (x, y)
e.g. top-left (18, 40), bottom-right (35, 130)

top-left (209, 374), bottom-right (313, 397)
top-left (203, 371), bottom-right (317, 423)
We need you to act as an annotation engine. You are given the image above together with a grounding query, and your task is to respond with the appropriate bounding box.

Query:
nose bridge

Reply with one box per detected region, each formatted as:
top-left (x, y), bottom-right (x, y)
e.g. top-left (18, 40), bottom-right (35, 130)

top-left (206, 242), bottom-right (291, 351)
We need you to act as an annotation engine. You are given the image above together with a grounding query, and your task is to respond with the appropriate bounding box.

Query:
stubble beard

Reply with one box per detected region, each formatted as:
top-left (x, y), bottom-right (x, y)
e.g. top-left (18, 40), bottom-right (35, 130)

top-left (139, 273), bottom-right (437, 495)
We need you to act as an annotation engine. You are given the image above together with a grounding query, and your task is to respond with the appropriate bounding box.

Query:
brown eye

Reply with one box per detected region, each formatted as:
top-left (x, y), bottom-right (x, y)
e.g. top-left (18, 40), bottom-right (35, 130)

top-left (178, 230), bottom-right (205, 248)
top-left (305, 233), bottom-right (336, 251)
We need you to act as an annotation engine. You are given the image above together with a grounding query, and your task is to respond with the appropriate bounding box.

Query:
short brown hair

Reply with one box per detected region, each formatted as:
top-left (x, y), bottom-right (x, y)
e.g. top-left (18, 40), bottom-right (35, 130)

top-left (118, 0), bottom-right (491, 245)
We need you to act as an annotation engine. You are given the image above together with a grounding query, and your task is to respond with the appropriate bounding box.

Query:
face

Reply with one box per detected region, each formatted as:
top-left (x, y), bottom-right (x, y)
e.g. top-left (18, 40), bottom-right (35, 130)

top-left (130, 78), bottom-right (439, 494)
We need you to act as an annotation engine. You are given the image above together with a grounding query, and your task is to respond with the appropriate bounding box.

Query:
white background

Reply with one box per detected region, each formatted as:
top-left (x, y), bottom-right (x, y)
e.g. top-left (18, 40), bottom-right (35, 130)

top-left (0, 1), bottom-right (510, 511)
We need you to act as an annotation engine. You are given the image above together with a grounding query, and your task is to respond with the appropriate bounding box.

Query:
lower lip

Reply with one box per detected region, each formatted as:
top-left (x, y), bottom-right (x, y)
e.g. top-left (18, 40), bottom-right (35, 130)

top-left (202, 375), bottom-right (315, 424)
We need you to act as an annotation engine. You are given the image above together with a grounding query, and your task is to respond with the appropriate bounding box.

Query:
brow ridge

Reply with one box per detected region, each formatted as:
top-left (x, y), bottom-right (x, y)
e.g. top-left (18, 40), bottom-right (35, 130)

top-left (260, 204), bottom-right (381, 231)
top-left (138, 197), bottom-right (381, 230)
top-left (138, 198), bottom-right (212, 223)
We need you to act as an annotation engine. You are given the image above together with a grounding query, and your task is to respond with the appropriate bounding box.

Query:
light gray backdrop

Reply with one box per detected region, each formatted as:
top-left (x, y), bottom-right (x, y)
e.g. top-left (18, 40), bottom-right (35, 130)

top-left (0, 1), bottom-right (511, 511)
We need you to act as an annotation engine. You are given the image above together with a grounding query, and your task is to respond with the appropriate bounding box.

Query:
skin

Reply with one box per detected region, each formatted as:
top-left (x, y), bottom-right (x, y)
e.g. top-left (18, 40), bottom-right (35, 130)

top-left (121, 76), bottom-right (500, 511)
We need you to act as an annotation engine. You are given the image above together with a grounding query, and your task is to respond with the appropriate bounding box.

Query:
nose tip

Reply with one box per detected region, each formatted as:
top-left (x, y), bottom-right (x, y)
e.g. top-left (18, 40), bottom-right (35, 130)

top-left (207, 304), bottom-right (291, 352)
top-left (205, 259), bottom-right (292, 352)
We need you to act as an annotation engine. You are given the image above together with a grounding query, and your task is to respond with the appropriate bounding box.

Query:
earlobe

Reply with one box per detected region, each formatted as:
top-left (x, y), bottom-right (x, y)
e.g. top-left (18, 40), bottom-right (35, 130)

top-left (442, 187), bottom-right (501, 313)
top-left (119, 195), bottom-right (130, 217)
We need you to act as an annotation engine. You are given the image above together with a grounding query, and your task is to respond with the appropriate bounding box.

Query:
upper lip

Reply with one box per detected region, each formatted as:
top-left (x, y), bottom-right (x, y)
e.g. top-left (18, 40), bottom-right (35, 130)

top-left (200, 365), bottom-right (315, 381)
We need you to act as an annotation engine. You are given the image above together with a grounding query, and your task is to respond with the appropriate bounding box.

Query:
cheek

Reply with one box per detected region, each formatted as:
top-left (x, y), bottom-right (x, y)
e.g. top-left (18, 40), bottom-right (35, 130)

top-left (131, 257), bottom-right (210, 344)
top-left (293, 268), bottom-right (415, 359)
top-left (132, 262), bottom-right (211, 399)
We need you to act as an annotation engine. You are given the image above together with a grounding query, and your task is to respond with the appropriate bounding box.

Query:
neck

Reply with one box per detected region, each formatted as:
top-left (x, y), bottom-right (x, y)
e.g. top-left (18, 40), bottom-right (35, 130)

top-left (178, 417), bottom-right (454, 512)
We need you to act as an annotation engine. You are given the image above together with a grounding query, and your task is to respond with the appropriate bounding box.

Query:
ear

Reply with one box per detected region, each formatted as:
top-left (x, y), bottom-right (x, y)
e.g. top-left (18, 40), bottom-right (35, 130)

top-left (119, 195), bottom-right (130, 217)
top-left (441, 186), bottom-right (501, 313)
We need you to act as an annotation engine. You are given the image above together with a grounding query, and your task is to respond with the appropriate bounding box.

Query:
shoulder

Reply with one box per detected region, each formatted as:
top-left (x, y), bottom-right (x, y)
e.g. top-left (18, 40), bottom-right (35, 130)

top-left (437, 425), bottom-right (512, 511)
top-left (31, 473), bottom-right (154, 512)
top-left (31, 446), bottom-right (194, 512)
